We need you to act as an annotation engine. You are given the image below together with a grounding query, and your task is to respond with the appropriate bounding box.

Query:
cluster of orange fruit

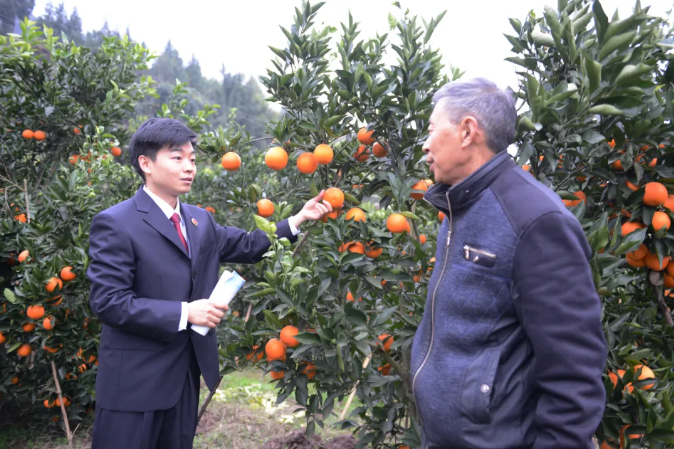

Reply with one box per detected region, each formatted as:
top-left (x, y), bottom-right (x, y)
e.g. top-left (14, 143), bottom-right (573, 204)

top-left (242, 325), bottom-right (317, 381)
top-left (22, 129), bottom-right (47, 141)
top-left (1, 265), bottom-right (77, 357)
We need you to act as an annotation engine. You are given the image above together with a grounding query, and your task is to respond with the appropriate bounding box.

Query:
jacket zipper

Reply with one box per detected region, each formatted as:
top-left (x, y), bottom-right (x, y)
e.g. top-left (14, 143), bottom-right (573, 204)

top-left (413, 192), bottom-right (453, 447)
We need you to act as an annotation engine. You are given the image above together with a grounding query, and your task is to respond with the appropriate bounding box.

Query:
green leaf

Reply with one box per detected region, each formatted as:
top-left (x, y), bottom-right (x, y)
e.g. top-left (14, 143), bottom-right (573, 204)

top-left (588, 104), bottom-right (624, 116)
top-left (345, 307), bottom-right (368, 327)
top-left (615, 63), bottom-right (654, 87)
top-left (598, 30), bottom-right (637, 60)
top-left (400, 211), bottom-right (420, 220)
top-left (3, 289), bottom-right (16, 304)
top-left (324, 115), bottom-right (344, 127)
top-left (509, 18), bottom-right (522, 34)
top-left (584, 57), bottom-right (602, 94)
top-left (372, 306), bottom-right (397, 327)
top-left (582, 130), bottom-right (606, 144)
top-left (532, 30), bottom-right (556, 47)
top-left (295, 333), bottom-right (322, 344)
top-left (343, 192), bottom-right (360, 205)
top-left (254, 215), bottom-right (273, 233)
top-left (614, 227), bottom-right (647, 256)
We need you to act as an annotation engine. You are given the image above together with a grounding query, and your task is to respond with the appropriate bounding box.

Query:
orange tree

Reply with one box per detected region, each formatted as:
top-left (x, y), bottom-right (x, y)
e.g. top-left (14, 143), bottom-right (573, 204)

top-left (506, 0), bottom-right (674, 447)
top-left (0, 20), bottom-right (220, 431)
top-left (192, 2), bottom-right (458, 448)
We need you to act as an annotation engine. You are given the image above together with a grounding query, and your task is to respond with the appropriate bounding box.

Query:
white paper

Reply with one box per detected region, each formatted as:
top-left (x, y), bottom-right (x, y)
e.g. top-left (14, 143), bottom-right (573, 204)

top-left (192, 270), bottom-right (245, 336)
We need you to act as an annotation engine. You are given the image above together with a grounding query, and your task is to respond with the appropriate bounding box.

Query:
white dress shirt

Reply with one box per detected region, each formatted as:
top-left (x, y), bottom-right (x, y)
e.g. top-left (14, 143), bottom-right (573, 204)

top-left (142, 186), bottom-right (300, 332)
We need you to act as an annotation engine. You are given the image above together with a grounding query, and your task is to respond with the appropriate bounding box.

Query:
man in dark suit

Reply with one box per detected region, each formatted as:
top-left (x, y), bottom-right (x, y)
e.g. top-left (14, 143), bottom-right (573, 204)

top-left (87, 118), bottom-right (332, 449)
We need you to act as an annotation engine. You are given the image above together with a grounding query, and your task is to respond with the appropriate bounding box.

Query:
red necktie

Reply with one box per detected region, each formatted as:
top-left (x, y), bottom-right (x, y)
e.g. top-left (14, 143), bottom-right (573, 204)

top-left (169, 213), bottom-right (189, 254)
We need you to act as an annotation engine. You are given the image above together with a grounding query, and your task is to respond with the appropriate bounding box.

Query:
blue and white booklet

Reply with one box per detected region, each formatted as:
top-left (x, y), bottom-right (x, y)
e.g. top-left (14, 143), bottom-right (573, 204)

top-left (192, 270), bottom-right (245, 336)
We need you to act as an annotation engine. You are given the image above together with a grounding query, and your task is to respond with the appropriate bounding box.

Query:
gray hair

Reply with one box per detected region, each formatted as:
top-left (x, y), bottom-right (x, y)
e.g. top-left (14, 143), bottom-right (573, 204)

top-left (432, 78), bottom-right (517, 153)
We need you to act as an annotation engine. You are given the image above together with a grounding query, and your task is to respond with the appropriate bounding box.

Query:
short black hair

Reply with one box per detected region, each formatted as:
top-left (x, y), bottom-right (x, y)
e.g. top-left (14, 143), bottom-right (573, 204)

top-left (129, 118), bottom-right (198, 180)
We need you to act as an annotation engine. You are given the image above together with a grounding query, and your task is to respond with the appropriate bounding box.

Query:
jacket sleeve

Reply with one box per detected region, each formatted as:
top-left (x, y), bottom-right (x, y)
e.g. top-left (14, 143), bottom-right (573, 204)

top-left (208, 213), bottom-right (298, 264)
top-left (512, 211), bottom-right (607, 449)
top-left (87, 211), bottom-right (182, 341)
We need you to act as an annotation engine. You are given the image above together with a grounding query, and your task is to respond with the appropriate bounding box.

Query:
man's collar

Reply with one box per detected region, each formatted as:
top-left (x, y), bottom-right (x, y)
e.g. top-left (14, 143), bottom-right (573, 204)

top-left (142, 185), bottom-right (181, 220)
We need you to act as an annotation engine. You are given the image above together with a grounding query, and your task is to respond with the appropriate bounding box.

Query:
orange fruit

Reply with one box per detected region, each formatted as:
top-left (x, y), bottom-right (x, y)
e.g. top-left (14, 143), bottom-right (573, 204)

top-left (378, 334), bottom-right (393, 352)
top-left (398, 446), bottom-right (411, 449)
top-left (48, 295), bottom-right (62, 306)
top-left (74, 127), bottom-right (81, 134)
top-left (34, 130), bottom-right (46, 141)
top-left (522, 164), bottom-right (531, 171)
top-left (627, 244), bottom-right (648, 260)
top-left (324, 187), bottom-right (345, 209)
top-left (625, 255), bottom-right (646, 268)
top-left (345, 242), bottom-right (365, 254)
top-left (353, 145), bottom-right (370, 162)
top-left (14, 213), bottom-right (27, 223)
top-left (346, 291), bottom-right (357, 302)
top-left (299, 362), bottom-right (317, 380)
top-left (357, 128), bottom-right (375, 145)
top-left (297, 152), bottom-right (318, 174)
top-left (643, 182), bottom-right (668, 207)
top-left (365, 243), bottom-right (383, 258)
top-left (664, 195), bottom-right (674, 212)
top-left (45, 277), bottom-right (63, 293)
top-left (270, 370), bottom-right (285, 380)
top-left (265, 147), bottom-right (288, 171)
top-left (43, 345), bottom-right (59, 353)
top-left (17, 344), bottom-right (31, 357)
top-left (205, 206), bottom-right (216, 214)
top-left (11, 377), bottom-right (18, 385)
top-left (373, 142), bottom-right (388, 157)
top-left (665, 274), bottom-right (674, 288)
top-left (23, 323), bottom-right (35, 332)
top-left (221, 152), bottom-right (241, 171)
top-left (633, 364), bottom-right (656, 390)
top-left (43, 317), bottom-right (55, 330)
top-left (410, 180), bottom-right (429, 200)
top-left (438, 211), bottom-right (446, 222)
top-left (564, 191), bottom-right (586, 207)
top-left (626, 181), bottom-right (639, 191)
top-left (256, 199), bottom-right (274, 218)
top-left (44, 399), bottom-right (54, 408)
top-left (621, 221), bottom-right (644, 236)
top-left (110, 146), bottom-right (122, 157)
top-left (378, 364), bottom-right (391, 376)
top-left (313, 144), bottom-right (333, 165)
top-left (320, 209), bottom-right (341, 223)
top-left (265, 338), bottom-right (287, 361)
top-left (418, 235), bottom-right (427, 245)
top-left (27, 305), bottom-right (45, 320)
top-left (608, 139), bottom-right (616, 148)
top-left (611, 160), bottom-right (623, 170)
top-left (245, 345), bottom-right (264, 362)
top-left (0, 332), bottom-right (5, 344)
top-left (280, 325), bottom-right (299, 348)
top-left (69, 154), bottom-right (79, 164)
top-left (652, 211), bottom-right (671, 231)
top-left (18, 250), bottom-right (29, 263)
top-left (644, 253), bottom-right (670, 271)
top-left (387, 213), bottom-right (408, 233)
top-left (667, 262), bottom-right (674, 278)
top-left (345, 207), bottom-right (366, 222)
top-left (22, 129), bottom-right (34, 139)
top-left (60, 266), bottom-right (76, 282)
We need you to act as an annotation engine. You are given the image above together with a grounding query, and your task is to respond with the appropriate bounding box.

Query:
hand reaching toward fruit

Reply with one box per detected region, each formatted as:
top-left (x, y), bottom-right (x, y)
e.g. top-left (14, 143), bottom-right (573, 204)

top-left (289, 190), bottom-right (334, 229)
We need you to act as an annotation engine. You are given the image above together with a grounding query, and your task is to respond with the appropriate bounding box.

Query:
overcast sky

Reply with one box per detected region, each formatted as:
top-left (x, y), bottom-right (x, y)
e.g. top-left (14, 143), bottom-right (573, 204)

top-left (32, 0), bottom-right (672, 95)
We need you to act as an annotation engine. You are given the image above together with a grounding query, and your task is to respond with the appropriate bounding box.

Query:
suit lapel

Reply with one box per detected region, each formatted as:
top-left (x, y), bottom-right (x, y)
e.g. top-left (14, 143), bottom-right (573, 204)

top-left (134, 188), bottom-right (190, 258)
top-left (181, 204), bottom-right (200, 268)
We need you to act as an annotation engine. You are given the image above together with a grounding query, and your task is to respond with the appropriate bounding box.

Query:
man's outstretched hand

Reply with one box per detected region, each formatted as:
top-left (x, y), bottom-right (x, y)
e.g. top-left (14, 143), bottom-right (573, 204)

top-left (289, 190), bottom-right (334, 229)
top-left (187, 299), bottom-right (229, 328)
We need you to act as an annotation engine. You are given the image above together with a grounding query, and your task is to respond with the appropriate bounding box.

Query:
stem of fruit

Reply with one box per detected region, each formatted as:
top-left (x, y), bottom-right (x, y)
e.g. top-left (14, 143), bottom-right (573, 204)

top-left (339, 353), bottom-right (372, 420)
top-left (197, 302), bottom-right (255, 426)
top-left (51, 361), bottom-right (72, 446)
top-left (652, 284), bottom-right (674, 326)
top-left (23, 179), bottom-right (30, 223)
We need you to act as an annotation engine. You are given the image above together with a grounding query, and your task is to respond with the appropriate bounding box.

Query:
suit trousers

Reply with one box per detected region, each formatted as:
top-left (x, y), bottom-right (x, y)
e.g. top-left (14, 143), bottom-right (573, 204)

top-left (92, 342), bottom-right (201, 449)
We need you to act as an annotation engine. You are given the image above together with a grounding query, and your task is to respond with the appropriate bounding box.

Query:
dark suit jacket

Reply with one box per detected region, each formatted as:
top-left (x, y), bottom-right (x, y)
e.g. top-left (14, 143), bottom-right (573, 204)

top-left (87, 187), bottom-right (296, 411)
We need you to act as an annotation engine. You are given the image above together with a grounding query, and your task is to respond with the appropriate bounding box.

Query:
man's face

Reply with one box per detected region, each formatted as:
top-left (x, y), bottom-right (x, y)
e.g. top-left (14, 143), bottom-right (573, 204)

top-left (422, 100), bottom-right (466, 185)
top-left (141, 142), bottom-right (196, 197)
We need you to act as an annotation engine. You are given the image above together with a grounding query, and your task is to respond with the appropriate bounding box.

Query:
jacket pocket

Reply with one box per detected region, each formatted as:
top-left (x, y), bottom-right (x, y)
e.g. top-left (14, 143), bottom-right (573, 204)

top-left (463, 245), bottom-right (496, 268)
top-left (461, 346), bottom-right (501, 424)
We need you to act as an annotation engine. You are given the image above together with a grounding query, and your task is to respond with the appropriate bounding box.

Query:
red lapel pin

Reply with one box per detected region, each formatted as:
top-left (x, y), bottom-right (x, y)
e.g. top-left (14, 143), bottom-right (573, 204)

top-left (191, 218), bottom-right (198, 226)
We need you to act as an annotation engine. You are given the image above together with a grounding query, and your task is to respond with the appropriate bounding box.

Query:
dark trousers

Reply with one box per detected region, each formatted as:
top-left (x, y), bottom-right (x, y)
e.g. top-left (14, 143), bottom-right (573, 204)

top-left (92, 345), bottom-right (201, 449)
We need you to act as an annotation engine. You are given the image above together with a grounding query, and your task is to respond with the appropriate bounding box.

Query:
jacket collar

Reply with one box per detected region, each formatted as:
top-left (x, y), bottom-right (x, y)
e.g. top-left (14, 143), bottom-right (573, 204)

top-left (134, 187), bottom-right (192, 259)
top-left (424, 151), bottom-right (515, 214)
